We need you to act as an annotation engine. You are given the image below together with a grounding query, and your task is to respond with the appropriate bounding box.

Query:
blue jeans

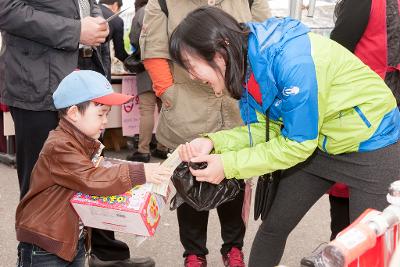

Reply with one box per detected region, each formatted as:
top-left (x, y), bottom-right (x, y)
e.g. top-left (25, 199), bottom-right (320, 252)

top-left (17, 238), bottom-right (85, 267)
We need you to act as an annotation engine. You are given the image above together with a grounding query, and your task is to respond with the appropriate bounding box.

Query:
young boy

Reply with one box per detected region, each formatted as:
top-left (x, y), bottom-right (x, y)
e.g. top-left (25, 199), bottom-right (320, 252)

top-left (15, 70), bottom-right (170, 266)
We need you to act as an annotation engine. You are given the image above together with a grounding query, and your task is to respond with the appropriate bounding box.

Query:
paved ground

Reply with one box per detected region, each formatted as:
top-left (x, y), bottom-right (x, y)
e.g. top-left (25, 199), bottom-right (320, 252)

top-left (0, 148), bottom-right (331, 267)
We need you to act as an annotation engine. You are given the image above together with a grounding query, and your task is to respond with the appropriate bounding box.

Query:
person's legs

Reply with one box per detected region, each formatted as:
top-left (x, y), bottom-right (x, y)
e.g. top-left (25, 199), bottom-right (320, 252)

top-left (89, 227), bottom-right (154, 266)
top-left (137, 92), bottom-right (157, 154)
top-left (249, 168), bottom-right (333, 267)
top-left (348, 188), bottom-right (388, 221)
top-left (150, 97), bottom-right (171, 159)
top-left (177, 203), bottom-right (210, 257)
top-left (90, 229), bottom-right (130, 261)
top-left (217, 184), bottom-right (246, 255)
top-left (17, 239), bottom-right (85, 267)
top-left (9, 107), bottom-right (59, 199)
top-left (69, 238), bottom-right (86, 267)
top-left (154, 97), bottom-right (167, 153)
top-left (217, 184), bottom-right (246, 266)
top-left (329, 195), bottom-right (350, 240)
top-left (127, 92), bottom-right (157, 162)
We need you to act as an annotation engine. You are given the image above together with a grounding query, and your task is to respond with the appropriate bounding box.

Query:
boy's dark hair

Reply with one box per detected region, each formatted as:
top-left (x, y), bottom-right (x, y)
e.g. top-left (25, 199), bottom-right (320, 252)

top-left (135, 0), bottom-right (148, 10)
top-left (169, 6), bottom-right (249, 100)
top-left (99, 0), bottom-right (123, 8)
top-left (58, 101), bottom-right (92, 118)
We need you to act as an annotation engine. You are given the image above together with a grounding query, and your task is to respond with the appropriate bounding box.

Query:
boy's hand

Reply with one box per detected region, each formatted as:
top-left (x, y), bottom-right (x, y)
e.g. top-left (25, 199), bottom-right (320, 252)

top-left (144, 163), bottom-right (173, 184)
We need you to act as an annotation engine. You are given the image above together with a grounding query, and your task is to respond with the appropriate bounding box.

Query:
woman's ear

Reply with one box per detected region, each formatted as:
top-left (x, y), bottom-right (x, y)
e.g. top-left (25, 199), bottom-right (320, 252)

top-left (214, 52), bottom-right (227, 79)
top-left (66, 105), bottom-right (80, 122)
top-left (214, 52), bottom-right (226, 67)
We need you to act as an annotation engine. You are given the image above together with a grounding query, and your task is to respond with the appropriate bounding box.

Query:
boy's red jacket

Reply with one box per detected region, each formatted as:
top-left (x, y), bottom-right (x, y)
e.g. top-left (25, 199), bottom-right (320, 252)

top-left (15, 118), bottom-right (146, 261)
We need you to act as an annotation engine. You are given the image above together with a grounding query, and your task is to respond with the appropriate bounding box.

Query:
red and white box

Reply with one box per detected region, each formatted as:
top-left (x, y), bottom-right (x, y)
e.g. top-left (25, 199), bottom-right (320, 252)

top-left (70, 183), bottom-right (165, 237)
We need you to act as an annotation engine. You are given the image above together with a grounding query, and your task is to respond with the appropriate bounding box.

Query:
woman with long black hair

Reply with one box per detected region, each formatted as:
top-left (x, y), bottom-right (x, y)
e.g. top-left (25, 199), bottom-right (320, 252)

top-left (170, 6), bottom-right (400, 266)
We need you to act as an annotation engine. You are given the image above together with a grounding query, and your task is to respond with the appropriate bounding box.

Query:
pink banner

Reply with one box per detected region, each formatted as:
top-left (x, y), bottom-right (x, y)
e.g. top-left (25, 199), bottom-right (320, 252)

top-left (121, 76), bottom-right (159, 137)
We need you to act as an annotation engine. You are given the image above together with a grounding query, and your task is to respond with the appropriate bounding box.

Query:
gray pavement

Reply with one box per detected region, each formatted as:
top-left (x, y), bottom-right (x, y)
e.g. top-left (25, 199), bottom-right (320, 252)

top-left (0, 148), bottom-right (331, 267)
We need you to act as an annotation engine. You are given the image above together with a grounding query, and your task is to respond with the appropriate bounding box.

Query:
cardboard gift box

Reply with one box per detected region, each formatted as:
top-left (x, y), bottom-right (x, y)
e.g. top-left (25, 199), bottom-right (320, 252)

top-left (70, 183), bottom-right (165, 236)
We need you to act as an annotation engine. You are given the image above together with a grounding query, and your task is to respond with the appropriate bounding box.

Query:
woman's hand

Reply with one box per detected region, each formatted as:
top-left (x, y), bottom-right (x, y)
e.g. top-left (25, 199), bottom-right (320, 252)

top-left (189, 154), bottom-right (225, 184)
top-left (144, 163), bottom-right (173, 184)
top-left (179, 137), bottom-right (214, 162)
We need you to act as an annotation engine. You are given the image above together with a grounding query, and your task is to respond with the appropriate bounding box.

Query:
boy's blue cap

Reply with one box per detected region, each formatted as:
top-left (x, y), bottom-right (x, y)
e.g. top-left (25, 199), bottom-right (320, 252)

top-left (53, 70), bottom-right (133, 109)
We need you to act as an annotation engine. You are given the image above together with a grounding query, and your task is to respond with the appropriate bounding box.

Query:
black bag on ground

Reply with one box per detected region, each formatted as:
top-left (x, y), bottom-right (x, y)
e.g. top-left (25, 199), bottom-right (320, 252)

top-left (170, 161), bottom-right (243, 211)
top-left (253, 109), bottom-right (282, 221)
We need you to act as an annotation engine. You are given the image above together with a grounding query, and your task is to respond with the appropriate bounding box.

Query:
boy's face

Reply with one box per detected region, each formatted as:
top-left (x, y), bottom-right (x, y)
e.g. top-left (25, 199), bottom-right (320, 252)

top-left (72, 102), bottom-right (111, 139)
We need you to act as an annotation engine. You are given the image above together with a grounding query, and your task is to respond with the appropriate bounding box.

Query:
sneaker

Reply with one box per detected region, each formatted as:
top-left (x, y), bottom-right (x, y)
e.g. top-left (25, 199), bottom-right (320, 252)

top-left (184, 254), bottom-right (207, 267)
top-left (300, 242), bottom-right (328, 267)
top-left (222, 247), bottom-right (245, 267)
top-left (126, 151), bottom-right (150, 163)
top-left (88, 254), bottom-right (155, 267)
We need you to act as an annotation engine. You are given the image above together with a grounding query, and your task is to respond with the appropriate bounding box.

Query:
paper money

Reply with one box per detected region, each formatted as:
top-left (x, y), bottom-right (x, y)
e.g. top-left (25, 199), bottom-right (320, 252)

top-left (151, 148), bottom-right (182, 196)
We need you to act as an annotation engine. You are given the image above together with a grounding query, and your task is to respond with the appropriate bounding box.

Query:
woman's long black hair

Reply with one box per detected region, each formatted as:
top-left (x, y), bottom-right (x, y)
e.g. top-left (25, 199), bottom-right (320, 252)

top-left (333, 0), bottom-right (345, 21)
top-left (169, 6), bottom-right (249, 100)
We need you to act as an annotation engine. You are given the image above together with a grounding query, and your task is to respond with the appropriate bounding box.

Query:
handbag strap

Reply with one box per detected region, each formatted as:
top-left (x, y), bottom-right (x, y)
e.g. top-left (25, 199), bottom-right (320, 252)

top-left (265, 109), bottom-right (270, 142)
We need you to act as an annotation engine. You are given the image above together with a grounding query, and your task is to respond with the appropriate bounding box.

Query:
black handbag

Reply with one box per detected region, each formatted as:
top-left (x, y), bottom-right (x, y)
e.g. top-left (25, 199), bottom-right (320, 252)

top-left (170, 161), bottom-right (243, 211)
top-left (254, 110), bottom-right (281, 221)
top-left (123, 49), bottom-right (145, 74)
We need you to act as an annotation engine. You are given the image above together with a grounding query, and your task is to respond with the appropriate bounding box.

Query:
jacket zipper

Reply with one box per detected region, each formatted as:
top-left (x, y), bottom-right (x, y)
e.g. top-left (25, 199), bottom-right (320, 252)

top-left (354, 106), bottom-right (371, 128)
top-left (322, 135), bottom-right (328, 153)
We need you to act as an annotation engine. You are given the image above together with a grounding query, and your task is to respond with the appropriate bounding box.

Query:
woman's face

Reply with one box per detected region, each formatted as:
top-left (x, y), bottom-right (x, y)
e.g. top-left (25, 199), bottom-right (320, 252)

top-left (182, 51), bottom-right (226, 97)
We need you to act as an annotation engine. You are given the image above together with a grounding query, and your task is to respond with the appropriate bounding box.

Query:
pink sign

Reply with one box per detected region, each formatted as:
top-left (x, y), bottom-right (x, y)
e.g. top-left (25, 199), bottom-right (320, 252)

top-left (121, 76), bottom-right (159, 137)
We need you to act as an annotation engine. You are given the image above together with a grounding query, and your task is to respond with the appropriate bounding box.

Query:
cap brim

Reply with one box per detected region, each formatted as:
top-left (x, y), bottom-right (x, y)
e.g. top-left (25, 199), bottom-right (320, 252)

top-left (92, 93), bottom-right (133, 106)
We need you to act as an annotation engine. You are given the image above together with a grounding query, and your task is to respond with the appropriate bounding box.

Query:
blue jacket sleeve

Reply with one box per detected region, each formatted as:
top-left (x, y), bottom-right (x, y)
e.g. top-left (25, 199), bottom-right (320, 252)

top-left (275, 54), bottom-right (319, 143)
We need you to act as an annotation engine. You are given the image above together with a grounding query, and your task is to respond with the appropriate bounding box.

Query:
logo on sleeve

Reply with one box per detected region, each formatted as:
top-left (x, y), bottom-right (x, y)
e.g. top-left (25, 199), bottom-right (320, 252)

top-left (274, 99), bottom-right (282, 107)
top-left (282, 86), bottom-right (300, 96)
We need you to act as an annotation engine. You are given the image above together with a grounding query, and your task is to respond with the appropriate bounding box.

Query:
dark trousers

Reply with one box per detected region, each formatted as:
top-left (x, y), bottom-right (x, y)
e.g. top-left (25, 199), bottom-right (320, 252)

top-left (329, 195), bottom-right (350, 241)
top-left (10, 107), bottom-right (59, 199)
top-left (177, 186), bottom-right (246, 257)
top-left (91, 229), bottom-right (130, 261)
top-left (249, 144), bottom-right (400, 267)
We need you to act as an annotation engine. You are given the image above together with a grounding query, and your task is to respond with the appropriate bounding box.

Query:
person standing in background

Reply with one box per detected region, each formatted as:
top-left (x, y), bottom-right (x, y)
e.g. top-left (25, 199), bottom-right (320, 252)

top-left (0, 0), bottom-right (108, 200)
top-left (126, 0), bottom-right (169, 163)
top-left (139, 1), bottom-right (271, 266)
top-left (331, 0), bottom-right (399, 104)
top-left (327, 0), bottom-right (400, 240)
top-left (99, 0), bottom-right (129, 64)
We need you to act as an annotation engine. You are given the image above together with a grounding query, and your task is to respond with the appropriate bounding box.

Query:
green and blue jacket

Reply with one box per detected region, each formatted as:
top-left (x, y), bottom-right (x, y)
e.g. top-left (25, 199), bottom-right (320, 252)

top-left (207, 17), bottom-right (400, 179)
